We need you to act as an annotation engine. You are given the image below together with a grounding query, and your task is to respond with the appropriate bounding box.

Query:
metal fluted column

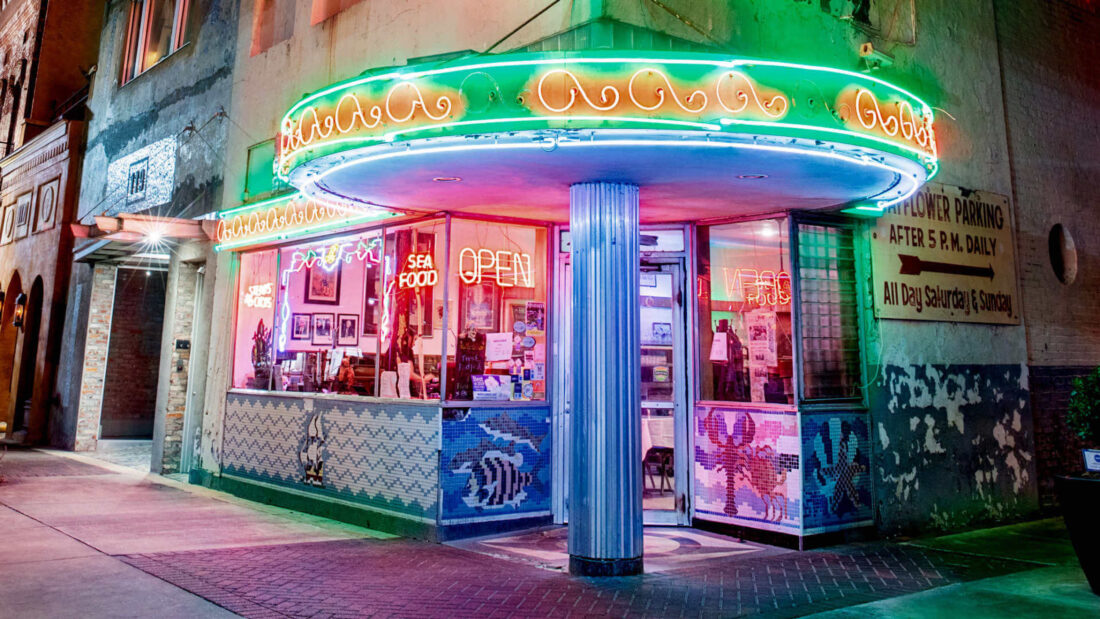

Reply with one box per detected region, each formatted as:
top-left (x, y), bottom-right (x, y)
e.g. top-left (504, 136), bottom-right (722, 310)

top-left (568, 182), bottom-right (643, 577)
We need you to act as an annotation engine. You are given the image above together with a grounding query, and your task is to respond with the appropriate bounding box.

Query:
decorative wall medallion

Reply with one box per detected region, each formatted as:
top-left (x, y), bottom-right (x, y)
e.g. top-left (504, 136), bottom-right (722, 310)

top-left (35, 178), bottom-right (59, 232)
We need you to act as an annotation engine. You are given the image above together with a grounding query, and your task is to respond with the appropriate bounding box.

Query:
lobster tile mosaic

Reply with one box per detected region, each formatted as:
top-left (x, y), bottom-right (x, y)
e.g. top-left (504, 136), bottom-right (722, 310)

top-left (440, 407), bottom-right (552, 523)
top-left (801, 412), bottom-right (873, 531)
top-left (694, 405), bottom-right (802, 533)
top-left (222, 394), bottom-right (440, 519)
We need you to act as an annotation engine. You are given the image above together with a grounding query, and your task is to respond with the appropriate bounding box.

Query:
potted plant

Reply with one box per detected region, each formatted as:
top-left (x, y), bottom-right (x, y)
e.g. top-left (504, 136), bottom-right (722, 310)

top-left (1057, 366), bottom-right (1100, 595)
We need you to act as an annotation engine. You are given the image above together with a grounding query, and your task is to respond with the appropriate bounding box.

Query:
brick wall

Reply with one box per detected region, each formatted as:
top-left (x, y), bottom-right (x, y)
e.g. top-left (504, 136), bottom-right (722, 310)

top-left (0, 0), bottom-right (42, 156)
top-left (995, 0), bottom-right (1100, 502)
top-left (99, 268), bottom-right (165, 438)
top-left (995, 0), bottom-right (1100, 368)
top-left (1030, 366), bottom-right (1090, 509)
top-left (75, 263), bottom-right (116, 451)
top-left (160, 263), bottom-right (198, 472)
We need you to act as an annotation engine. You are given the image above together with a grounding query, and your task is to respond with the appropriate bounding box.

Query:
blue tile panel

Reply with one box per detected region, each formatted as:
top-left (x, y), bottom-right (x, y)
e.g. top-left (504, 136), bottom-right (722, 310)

top-left (801, 412), bottom-right (874, 532)
top-left (440, 406), bottom-right (552, 523)
top-left (694, 404), bottom-right (803, 534)
top-left (222, 393), bottom-right (440, 520)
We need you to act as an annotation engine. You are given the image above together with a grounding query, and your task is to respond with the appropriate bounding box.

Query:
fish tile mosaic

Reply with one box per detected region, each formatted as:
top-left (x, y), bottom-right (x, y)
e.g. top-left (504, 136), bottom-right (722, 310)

top-left (441, 407), bottom-right (552, 523)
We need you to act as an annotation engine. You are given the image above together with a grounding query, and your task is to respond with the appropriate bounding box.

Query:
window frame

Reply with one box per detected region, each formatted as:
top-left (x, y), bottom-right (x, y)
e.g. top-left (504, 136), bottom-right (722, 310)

top-left (120, 0), bottom-right (191, 85)
top-left (229, 211), bottom-right (555, 406)
top-left (789, 212), bottom-right (868, 408)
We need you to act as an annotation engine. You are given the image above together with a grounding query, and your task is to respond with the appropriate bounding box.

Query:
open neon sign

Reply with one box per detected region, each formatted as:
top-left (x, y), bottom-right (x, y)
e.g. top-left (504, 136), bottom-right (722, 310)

top-left (459, 248), bottom-right (533, 288)
top-left (397, 253), bottom-right (438, 289)
top-left (723, 269), bottom-right (792, 306)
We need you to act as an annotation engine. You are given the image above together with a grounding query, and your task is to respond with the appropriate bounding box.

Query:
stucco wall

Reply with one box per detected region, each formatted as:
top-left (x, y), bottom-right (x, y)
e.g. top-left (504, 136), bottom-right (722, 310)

top-left (79, 0), bottom-right (239, 222)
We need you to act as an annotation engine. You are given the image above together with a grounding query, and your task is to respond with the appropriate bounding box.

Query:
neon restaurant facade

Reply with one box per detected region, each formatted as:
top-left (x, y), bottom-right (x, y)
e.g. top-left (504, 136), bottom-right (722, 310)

top-left (197, 6), bottom-right (1027, 577)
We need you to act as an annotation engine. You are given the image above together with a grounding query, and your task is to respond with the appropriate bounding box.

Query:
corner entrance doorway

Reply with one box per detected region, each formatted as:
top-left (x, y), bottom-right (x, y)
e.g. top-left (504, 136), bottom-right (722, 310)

top-left (553, 243), bottom-right (691, 527)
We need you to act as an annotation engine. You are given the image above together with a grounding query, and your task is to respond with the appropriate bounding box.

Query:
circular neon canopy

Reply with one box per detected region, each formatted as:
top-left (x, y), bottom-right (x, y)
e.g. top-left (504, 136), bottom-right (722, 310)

top-left (278, 51), bottom-right (937, 222)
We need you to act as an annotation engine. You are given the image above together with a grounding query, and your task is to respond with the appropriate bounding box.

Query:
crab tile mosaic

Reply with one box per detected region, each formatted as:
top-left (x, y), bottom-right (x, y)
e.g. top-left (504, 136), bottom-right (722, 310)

top-left (694, 405), bottom-right (802, 533)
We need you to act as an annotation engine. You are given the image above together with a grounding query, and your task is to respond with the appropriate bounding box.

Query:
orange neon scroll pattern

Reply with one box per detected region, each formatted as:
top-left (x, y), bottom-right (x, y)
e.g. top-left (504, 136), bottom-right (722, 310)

top-left (837, 88), bottom-right (937, 158)
top-left (216, 198), bottom-right (355, 247)
top-left (279, 81), bottom-right (463, 174)
top-left (529, 68), bottom-right (790, 121)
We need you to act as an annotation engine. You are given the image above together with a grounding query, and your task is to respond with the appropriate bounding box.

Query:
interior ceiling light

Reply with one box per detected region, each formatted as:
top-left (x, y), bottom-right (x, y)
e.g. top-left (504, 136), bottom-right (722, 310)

top-left (432, 176), bottom-right (462, 182)
top-left (738, 174), bottom-right (768, 179)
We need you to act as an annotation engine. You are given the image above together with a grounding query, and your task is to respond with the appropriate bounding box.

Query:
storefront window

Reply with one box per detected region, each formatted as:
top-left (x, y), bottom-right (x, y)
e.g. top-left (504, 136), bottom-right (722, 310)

top-left (379, 220), bottom-right (445, 399)
top-left (233, 249), bottom-right (278, 389)
top-left (272, 229), bottom-right (383, 396)
top-left (230, 217), bottom-right (551, 402)
top-left (797, 223), bottom-right (862, 400)
top-left (445, 220), bottom-right (548, 402)
top-left (696, 219), bottom-right (794, 404)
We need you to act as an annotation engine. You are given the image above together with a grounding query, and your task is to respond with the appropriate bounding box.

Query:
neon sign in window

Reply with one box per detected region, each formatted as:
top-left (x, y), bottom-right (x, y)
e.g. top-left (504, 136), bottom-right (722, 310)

top-left (397, 253), bottom-right (438, 289)
top-left (723, 269), bottom-right (792, 307)
top-left (458, 248), bottom-right (533, 288)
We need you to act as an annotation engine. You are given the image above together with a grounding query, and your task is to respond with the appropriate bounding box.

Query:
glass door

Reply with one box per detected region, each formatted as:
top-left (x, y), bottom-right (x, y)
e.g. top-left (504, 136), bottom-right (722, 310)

top-left (551, 256), bottom-right (690, 526)
top-left (640, 260), bottom-right (688, 525)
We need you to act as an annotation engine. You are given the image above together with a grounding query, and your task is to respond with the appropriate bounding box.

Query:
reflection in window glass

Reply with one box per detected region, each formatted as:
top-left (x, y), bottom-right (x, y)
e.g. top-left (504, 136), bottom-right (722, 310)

top-left (798, 223), bottom-right (862, 400)
top-left (446, 220), bottom-right (548, 402)
top-left (272, 229), bottom-right (383, 396)
top-left (233, 249), bottom-right (278, 389)
top-left (696, 219), bottom-right (794, 404)
top-left (380, 220), bottom-right (445, 400)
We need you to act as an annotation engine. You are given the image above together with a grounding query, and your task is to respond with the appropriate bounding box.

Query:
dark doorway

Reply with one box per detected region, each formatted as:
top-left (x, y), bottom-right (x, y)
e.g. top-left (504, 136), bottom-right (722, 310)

top-left (13, 277), bottom-right (43, 433)
top-left (99, 268), bottom-right (166, 439)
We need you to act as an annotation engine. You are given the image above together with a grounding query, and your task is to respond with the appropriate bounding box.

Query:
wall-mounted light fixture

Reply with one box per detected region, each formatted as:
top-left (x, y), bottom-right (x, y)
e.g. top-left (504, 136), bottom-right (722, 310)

top-left (12, 293), bottom-right (26, 329)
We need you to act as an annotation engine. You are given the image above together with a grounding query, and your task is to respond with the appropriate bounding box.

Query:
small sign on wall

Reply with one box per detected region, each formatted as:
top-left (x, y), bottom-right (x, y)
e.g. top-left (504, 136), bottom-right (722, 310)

top-left (1084, 449), bottom-right (1100, 473)
top-left (870, 182), bottom-right (1020, 325)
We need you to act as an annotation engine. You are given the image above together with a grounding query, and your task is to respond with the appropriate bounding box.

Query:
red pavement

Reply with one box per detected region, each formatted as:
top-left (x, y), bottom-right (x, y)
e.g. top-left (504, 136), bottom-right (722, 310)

top-left (0, 449), bottom-right (1045, 618)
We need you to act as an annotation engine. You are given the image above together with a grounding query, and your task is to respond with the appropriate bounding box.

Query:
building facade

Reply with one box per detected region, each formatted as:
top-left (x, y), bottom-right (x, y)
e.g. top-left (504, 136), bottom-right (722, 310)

top-left (160, 0), bottom-right (1100, 576)
top-left (56, 0), bottom-right (239, 474)
top-left (0, 0), bottom-right (103, 446)
top-left (2, 0), bottom-right (1090, 578)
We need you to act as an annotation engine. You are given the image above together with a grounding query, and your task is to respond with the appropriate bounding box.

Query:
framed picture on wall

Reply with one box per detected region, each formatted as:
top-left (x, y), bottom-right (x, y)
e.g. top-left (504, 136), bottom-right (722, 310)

top-left (459, 282), bottom-right (501, 333)
top-left (291, 313), bottom-right (312, 340)
top-left (337, 314), bottom-right (359, 346)
top-left (305, 264), bottom-right (341, 304)
top-left (312, 313), bottom-right (334, 346)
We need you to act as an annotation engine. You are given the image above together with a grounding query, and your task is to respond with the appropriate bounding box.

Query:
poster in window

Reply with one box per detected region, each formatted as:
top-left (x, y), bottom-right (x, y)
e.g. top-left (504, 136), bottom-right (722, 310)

top-left (305, 264), bottom-right (341, 304)
top-left (291, 313), bottom-right (311, 340)
top-left (525, 301), bottom-right (545, 335)
top-left (337, 314), bottom-right (359, 346)
top-left (460, 282), bottom-right (500, 333)
top-left (311, 313), bottom-right (334, 346)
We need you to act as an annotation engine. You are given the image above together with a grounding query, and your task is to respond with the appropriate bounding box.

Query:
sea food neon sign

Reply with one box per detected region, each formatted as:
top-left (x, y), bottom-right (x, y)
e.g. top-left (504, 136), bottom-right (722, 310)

top-left (277, 52), bottom-right (937, 179)
top-left (723, 269), bottom-right (792, 306)
top-left (398, 253), bottom-right (438, 289)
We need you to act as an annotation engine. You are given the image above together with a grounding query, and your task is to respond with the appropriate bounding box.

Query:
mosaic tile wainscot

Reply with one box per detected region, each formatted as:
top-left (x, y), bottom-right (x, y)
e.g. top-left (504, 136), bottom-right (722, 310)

top-left (222, 393), bottom-right (441, 522)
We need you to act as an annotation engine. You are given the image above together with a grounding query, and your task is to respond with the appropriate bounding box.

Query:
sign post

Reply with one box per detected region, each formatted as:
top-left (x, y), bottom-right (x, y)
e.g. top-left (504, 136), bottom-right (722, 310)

top-left (870, 182), bottom-right (1020, 325)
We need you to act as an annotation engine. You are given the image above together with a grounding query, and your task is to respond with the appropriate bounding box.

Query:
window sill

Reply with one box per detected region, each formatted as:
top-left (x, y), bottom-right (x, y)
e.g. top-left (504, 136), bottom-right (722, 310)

top-left (695, 400), bottom-right (798, 413)
top-left (119, 41), bottom-right (192, 88)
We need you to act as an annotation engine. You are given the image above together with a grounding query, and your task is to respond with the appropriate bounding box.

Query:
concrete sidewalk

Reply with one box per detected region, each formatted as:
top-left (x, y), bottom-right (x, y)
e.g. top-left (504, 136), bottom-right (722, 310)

top-left (1, 448), bottom-right (1097, 618)
top-left (0, 448), bottom-right (384, 618)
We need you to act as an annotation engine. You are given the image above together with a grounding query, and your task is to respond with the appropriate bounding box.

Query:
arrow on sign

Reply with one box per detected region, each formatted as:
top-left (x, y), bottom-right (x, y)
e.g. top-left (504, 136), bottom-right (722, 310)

top-left (898, 254), bottom-right (994, 279)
